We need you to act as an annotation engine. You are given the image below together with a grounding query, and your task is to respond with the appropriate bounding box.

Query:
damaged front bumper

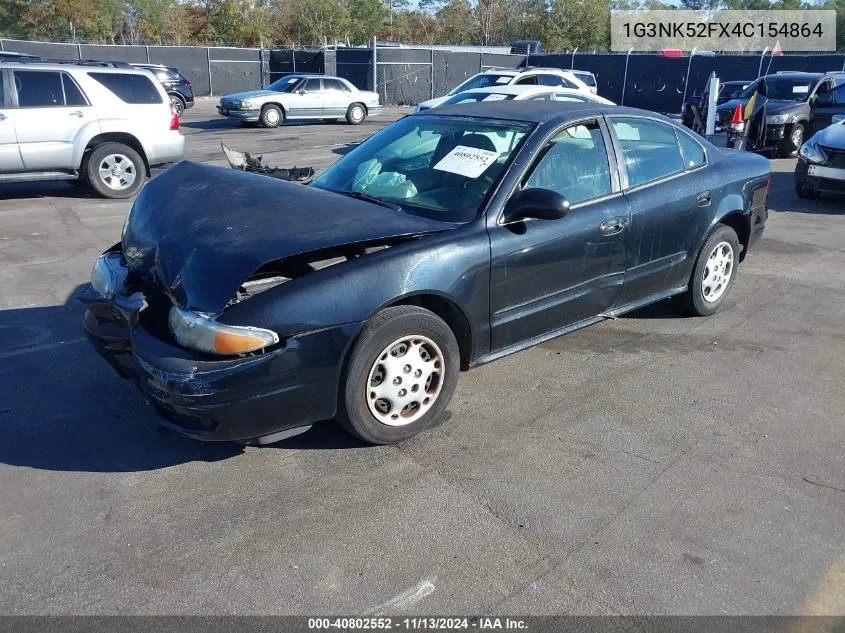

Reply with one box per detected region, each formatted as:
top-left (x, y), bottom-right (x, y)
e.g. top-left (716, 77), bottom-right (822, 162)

top-left (80, 285), bottom-right (361, 443)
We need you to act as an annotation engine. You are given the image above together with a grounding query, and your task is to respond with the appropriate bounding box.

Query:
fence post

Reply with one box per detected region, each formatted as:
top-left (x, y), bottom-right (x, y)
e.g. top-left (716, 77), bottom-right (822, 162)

top-left (145, 45), bottom-right (150, 63)
top-left (621, 47), bottom-right (632, 106)
top-left (292, 46), bottom-right (296, 73)
top-left (0, 40), bottom-right (4, 52)
top-left (430, 48), bottom-right (434, 99)
top-left (207, 47), bottom-right (213, 96)
top-left (259, 41), bottom-right (266, 89)
top-left (479, 50), bottom-right (483, 72)
top-left (681, 47), bottom-right (696, 114)
top-left (372, 36), bottom-right (378, 94)
top-left (757, 47), bottom-right (769, 78)
top-left (571, 47), bottom-right (577, 69)
top-left (77, 42), bottom-right (82, 60)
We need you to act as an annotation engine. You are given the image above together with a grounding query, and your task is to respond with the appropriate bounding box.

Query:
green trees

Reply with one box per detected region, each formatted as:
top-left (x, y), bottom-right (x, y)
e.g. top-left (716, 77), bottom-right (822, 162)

top-left (0, 0), bottom-right (841, 51)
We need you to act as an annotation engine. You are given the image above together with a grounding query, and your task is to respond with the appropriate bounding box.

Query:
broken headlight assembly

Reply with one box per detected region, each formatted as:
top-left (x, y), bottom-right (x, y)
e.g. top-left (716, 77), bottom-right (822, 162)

top-left (90, 252), bottom-right (129, 299)
top-left (799, 138), bottom-right (827, 164)
top-left (168, 307), bottom-right (279, 355)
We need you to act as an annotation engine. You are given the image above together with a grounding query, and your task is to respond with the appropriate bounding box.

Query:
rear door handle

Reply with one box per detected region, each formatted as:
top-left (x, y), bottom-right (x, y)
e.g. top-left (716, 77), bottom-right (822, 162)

top-left (599, 218), bottom-right (625, 236)
top-left (696, 191), bottom-right (712, 206)
top-left (69, 110), bottom-right (84, 118)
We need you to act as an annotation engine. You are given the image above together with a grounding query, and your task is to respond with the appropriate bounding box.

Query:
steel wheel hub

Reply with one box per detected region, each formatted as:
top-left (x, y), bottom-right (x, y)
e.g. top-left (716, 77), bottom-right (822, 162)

top-left (366, 335), bottom-right (444, 426)
top-left (702, 240), bottom-right (734, 303)
top-left (98, 154), bottom-right (136, 190)
top-left (352, 107), bottom-right (363, 121)
top-left (266, 110), bottom-right (279, 123)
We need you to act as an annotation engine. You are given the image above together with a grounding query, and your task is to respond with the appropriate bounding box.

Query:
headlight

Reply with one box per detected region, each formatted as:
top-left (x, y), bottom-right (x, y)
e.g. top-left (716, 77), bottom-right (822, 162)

top-left (240, 101), bottom-right (253, 109)
top-left (90, 253), bottom-right (128, 299)
top-left (799, 138), bottom-right (827, 164)
top-left (168, 307), bottom-right (279, 355)
top-left (766, 114), bottom-right (790, 125)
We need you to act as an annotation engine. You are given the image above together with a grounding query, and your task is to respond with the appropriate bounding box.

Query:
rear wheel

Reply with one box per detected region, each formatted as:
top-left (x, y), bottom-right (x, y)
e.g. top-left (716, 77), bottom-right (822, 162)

top-left (346, 103), bottom-right (366, 125)
top-left (260, 104), bottom-right (283, 128)
top-left (169, 94), bottom-right (186, 117)
top-left (85, 142), bottom-right (145, 199)
top-left (337, 306), bottom-right (460, 444)
top-left (673, 225), bottom-right (740, 317)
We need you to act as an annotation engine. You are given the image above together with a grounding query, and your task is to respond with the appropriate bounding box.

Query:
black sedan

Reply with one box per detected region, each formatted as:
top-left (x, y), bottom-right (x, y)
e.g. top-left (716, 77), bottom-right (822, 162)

top-left (81, 102), bottom-right (770, 445)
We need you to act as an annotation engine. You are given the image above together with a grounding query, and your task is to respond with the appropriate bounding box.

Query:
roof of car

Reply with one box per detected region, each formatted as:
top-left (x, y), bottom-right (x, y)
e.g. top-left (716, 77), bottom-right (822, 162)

top-left (460, 85), bottom-right (563, 96)
top-left (762, 71), bottom-right (824, 80)
top-left (418, 99), bottom-right (653, 124)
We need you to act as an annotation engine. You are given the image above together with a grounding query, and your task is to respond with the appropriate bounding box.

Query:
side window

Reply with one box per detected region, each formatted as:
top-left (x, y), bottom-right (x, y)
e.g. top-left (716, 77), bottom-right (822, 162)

top-left (524, 120), bottom-right (612, 205)
top-left (528, 94), bottom-right (551, 101)
top-left (833, 83), bottom-right (845, 105)
top-left (611, 117), bottom-right (685, 188)
top-left (88, 73), bottom-right (162, 104)
top-left (303, 78), bottom-right (322, 93)
top-left (62, 73), bottom-right (88, 106)
top-left (675, 129), bottom-right (706, 169)
top-left (13, 70), bottom-right (64, 107)
top-left (814, 80), bottom-right (833, 105)
top-left (554, 93), bottom-right (587, 102)
top-left (515, 75), bottom-right (538, 85)
top-left (537, 74), bottom-right (563, 87)
top-left (323, 78), bottom-right (344, 92)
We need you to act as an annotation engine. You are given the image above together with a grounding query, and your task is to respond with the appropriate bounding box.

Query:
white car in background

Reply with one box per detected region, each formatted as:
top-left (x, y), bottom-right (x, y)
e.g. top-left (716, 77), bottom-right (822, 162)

top-left (571, 70), bottom-right (598, 95)
top-left (413, 67), bottom-right (593, 112)
top-left (434, 85), bottom-right (614, 108)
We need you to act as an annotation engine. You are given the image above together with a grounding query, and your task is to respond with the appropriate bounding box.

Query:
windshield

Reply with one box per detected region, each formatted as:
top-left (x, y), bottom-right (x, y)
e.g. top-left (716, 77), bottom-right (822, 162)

top-left (738, 77), bottom-right (817, 102)
top-left (441, 92), bottom-right (516, 106)
top-left (312, 115), bottom-right (533, 222)
top-left (267, 76), bottom-right (306, 93)
top-left (448, 74), bottom-right (512, 95)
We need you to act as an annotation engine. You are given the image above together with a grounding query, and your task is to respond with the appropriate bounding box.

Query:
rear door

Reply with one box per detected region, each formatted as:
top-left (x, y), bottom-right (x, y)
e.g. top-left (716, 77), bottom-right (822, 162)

top-left (11, 69), bottom-right (95, 170)
top-left (0, 69), bottom-right (24, 171)
top-left (608, 116), bottom-right (712, 306)
top-left (321, 78), bottom-right (350, 117)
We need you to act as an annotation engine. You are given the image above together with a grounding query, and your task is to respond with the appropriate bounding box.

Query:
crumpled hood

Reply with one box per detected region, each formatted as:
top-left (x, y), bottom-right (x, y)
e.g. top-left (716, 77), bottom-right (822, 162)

top-left (814, 122), bottom-right (845, 149)
top-left (122, 162), bottom-right (454, 314)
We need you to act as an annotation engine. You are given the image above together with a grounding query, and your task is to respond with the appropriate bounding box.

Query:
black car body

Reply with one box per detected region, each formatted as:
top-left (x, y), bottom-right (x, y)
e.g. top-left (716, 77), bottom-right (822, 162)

top-left (81, 102), bottom-right (770, 445)
top-left (682, 80), bottom-right (750, 130)
top-left (131, 63), bottom-right (195, 116)
top-left (717, 72), bottom-right (845, 156)
top-left (795, 116), bottom-right (845, 198)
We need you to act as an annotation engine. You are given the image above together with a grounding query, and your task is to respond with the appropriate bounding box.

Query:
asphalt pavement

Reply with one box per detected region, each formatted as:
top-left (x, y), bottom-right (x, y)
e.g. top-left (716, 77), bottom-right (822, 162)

top-left (0, 99), bottom-right (843, 616)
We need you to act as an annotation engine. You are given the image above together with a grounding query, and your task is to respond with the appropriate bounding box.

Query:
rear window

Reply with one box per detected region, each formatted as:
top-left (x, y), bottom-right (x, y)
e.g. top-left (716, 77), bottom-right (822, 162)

top-left (88, 72), bottom-right (162, 104)
top-left (576, 73), bottom-right (596, 87)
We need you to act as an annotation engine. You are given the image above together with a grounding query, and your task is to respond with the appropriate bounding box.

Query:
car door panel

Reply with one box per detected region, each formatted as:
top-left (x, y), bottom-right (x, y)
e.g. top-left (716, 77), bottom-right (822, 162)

top-left (489, 118), bottom-right (629, 351)
top-left (0, 70), bottom-right (24, 171)
top-left (289, 78), bottom-right (323, 118)
top-left (12, 70), bottom-right (96, 170)
top-left (812, 79), bottom-right (845, 134)
top-left (322, 79), bottom-right (350, 117)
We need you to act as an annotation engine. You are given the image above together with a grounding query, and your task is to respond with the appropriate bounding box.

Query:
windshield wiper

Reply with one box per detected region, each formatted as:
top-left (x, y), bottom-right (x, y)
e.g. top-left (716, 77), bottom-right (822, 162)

top-left (337, 190), bottom-right (402, 210)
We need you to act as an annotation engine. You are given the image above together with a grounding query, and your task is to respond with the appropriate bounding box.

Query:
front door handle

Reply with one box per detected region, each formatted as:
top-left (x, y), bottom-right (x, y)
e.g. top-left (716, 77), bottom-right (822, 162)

top-left (696, 191), bottom-right (712, 206)
top-left (69, 110), bottom-right (84, 118)
top-left (0, 113), bottom-right (6, 121)
top-left (599, 218), bottom-right (625, 236)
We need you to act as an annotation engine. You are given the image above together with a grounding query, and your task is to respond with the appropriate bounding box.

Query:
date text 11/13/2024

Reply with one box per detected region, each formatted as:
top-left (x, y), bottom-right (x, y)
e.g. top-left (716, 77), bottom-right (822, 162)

top-left (307, 617), bottom-right (528, 630)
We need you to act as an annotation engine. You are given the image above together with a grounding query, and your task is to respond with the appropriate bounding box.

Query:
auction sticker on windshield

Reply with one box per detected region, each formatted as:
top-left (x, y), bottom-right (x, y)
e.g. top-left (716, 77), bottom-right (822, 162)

top-left (434, 146), bottom-right (499, 178)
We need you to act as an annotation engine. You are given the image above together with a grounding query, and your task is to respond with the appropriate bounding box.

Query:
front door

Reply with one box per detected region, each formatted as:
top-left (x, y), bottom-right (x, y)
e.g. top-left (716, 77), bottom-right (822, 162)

top-left (11, 69), bottom-right (96, 170)
top-left (489, 118), bottom-right (630, 351)
top-left (0, 70), bottom-right (24, 171)
top-left (608, 116), bottom-right (712, 305)
top-left (810, 78), bottom-right (845, 134)
top-left (289, 77), bottom-right (323, 118)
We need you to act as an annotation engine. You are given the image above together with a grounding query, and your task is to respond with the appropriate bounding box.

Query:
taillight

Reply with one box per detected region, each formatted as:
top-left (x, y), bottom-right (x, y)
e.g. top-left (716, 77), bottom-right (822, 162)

top-left (187, 81), bottom-right (192, 89)
top-left (170, 105), bottom-right (179, 130)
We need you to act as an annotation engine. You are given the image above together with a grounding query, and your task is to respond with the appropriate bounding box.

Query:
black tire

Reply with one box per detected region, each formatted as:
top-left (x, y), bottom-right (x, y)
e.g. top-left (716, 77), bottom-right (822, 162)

top-left (260, 104), bottom-right (283, 128)
top-left (795, 181), bottom-right (816, 199)
top-left (673, 224), bottom-right (741, 317)
top-left (337, 305), bottom-right (460, 445)
top-left (84, 142), bottom-right (146, 199)
top-left (346, 103), bottom-right (366, 125)
top-left (778, 123), bottom-right (804, 158)
top-left (169, 93), bottom-right (186, 117)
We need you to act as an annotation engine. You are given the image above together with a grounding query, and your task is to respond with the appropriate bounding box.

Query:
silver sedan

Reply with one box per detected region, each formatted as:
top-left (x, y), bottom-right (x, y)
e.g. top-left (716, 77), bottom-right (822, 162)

top-left (217, 75), bottom-right (383, 128)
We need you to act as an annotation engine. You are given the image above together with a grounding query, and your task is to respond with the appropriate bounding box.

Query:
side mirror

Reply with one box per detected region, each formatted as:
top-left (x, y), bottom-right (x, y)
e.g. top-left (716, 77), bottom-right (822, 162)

top-left (298, 89), bottom-right (306, 96)
top-left (503, 188), bottom-right (570, 223)
top-left (832, 114), bottom-right (845, 124)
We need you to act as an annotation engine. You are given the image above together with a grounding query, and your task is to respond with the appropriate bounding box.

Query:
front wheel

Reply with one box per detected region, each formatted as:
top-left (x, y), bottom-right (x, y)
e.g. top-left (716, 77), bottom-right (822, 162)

top-left (346, 103), bottom-right (366, 125)
top-left (260, 104), bottom-right (283, 128)
top-left (85, 142), bottom-right (145, 199)
top-left (673, 225), bottom-right (740, 317)
top-left (779, 123), bottom-right (804, 158)
top-left (337, 306), bottom-right (460, 444)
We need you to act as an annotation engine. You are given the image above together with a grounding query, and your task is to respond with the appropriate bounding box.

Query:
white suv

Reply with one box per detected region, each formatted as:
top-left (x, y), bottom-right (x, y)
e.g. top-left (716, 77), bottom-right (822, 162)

top-left (0, 60), bottom-right (185, 198)
top-left (414, 67), bottom-right (592, 112)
